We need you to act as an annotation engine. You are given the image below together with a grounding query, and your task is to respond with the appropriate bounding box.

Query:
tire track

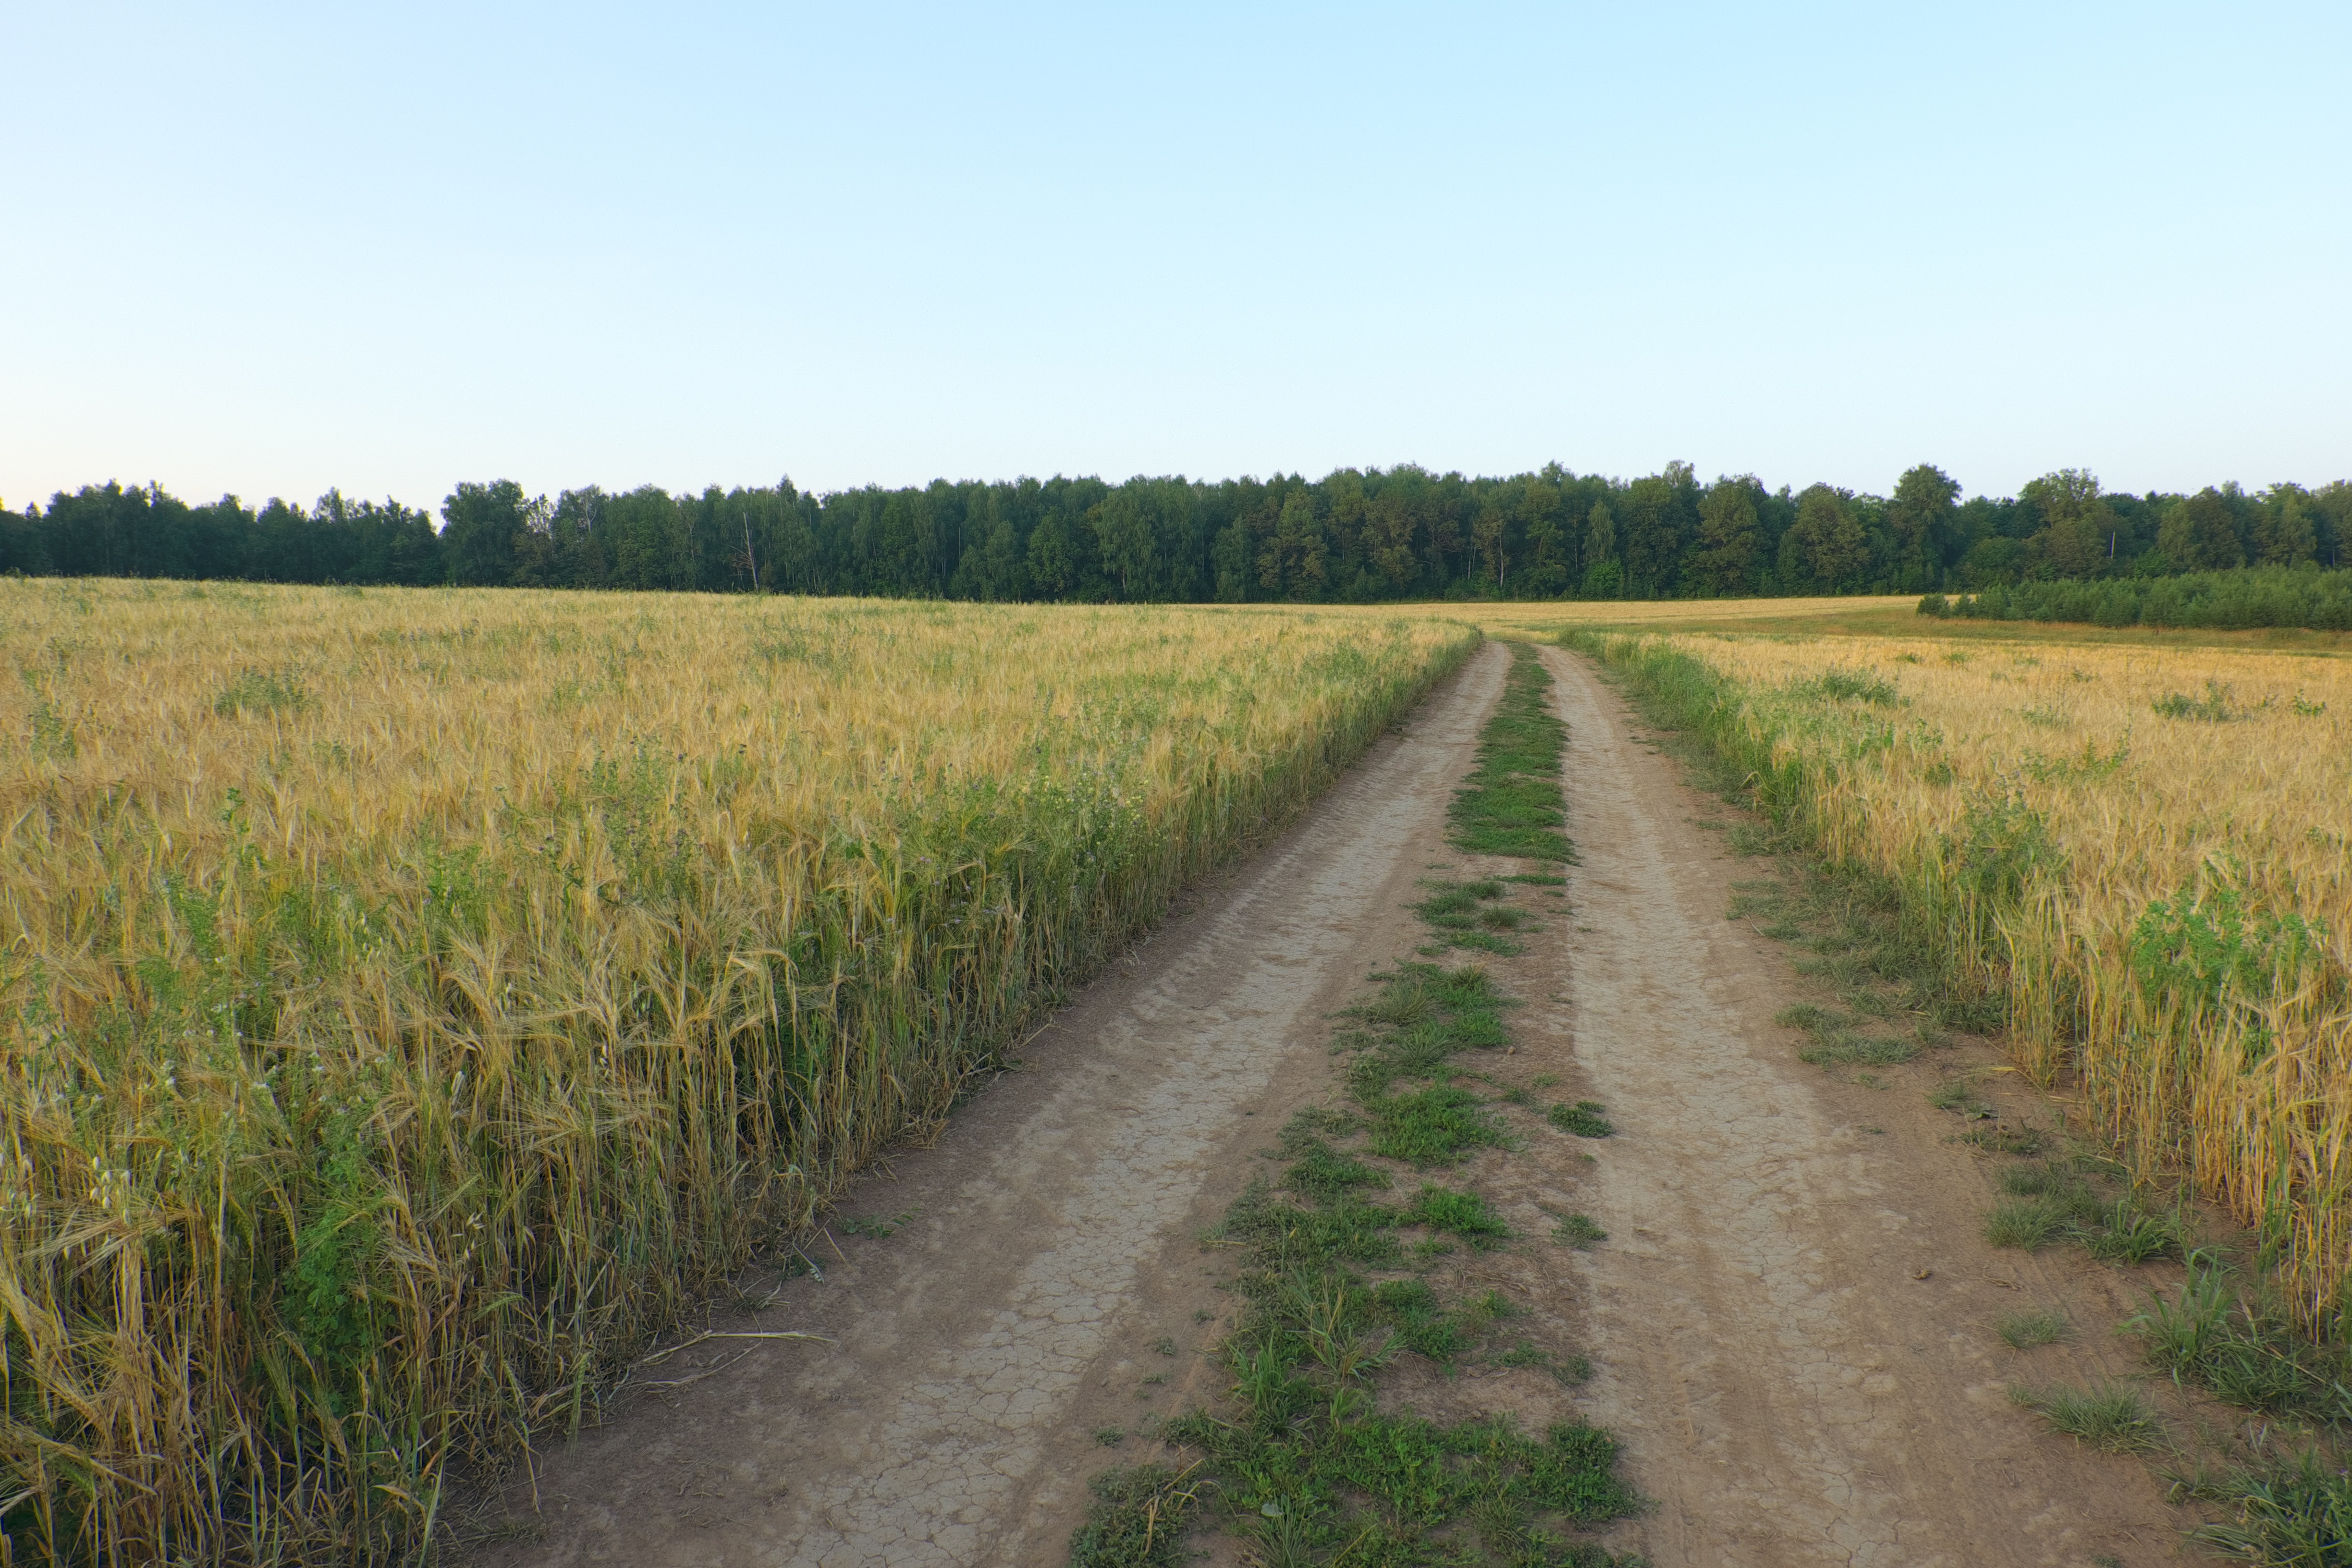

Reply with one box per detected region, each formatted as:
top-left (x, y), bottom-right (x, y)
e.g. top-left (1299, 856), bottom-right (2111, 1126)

top-left (1540, 646), bottom-right (2191, 1568)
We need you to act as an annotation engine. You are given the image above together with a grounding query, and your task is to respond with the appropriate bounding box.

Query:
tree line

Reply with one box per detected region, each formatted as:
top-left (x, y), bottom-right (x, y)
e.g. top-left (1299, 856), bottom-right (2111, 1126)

top-left (6, 463), bottom-right (2346, 601)
top-left (1921, 565), bottom-right (2352, 631)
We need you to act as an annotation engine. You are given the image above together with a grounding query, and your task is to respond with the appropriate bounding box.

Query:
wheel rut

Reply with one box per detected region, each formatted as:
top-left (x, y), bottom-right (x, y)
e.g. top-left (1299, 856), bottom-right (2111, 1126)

top-left (1540, 646), bottom-right (2193, 1568)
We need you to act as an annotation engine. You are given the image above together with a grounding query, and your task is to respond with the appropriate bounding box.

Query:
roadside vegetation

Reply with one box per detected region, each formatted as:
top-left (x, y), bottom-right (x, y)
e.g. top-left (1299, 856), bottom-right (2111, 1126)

top-left (0, 578), bottom-right (1476, 1563)
top-left (1073, 644), bottom-right (1643, 1567)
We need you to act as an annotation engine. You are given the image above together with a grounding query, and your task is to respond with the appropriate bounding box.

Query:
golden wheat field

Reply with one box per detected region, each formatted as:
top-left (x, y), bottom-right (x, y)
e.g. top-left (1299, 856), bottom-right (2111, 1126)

top-left (1580, 627), bottom-right (2352, 1317)
top-left (0, 578), bottom-right (1476, 1562)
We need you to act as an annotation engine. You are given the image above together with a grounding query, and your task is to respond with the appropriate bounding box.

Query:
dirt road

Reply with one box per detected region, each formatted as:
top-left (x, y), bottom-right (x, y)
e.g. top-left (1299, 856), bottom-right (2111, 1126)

top-left (1540, 646), bottom-right (2191, 1567)
top-left (486, 639), bottom-right (2191, 1567)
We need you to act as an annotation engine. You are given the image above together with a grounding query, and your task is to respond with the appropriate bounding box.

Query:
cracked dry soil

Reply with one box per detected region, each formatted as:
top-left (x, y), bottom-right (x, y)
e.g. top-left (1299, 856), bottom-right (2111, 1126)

top-left (483, 640), bottom-right (2189, 1568)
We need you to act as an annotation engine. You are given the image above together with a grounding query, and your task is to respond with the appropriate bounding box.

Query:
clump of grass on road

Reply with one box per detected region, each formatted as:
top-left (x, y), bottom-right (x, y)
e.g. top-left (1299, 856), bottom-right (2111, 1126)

top-left (1552, 1212), bottom-right (1609, 1250)
top-left (1068, 1463), bottom-right (1203, 1568)
top-left (1985, 1197), bottom-right (2072, 1251)
top-left (1346, 963), bottom-right (1519, 1164)
top-left (1996, 1310), bottom-right (2069, 1349)
top-left (1548, 1100), bottom-right (1615, 1138)
top-left (1084, 949), bottom-right (1638, 1563)
top-left (1414, 877), bottom-right (1534, 954)
top-left (2009, 1381), bottom-right (2167, 1454)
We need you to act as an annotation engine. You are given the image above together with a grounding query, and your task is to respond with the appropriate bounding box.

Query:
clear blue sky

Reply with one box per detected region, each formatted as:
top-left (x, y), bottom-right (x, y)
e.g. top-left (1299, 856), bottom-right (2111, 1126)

top-left (5, 2), bottom-right (2346, 514)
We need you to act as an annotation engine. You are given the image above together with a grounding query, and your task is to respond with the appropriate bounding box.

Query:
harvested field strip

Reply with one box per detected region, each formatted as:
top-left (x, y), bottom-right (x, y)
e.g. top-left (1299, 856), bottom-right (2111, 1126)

top-left (0, 579), bottom-right (1477, 1563)
top-left (1563, 627), bottom-right (2352, 1321)
top-left (1076, 643), bottom-right (1641, 1566)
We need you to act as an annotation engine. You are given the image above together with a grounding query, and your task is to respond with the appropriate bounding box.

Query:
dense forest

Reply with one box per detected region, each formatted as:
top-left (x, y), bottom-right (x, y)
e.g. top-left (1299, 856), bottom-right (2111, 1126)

top-left (5, 464), bottom-right (2346, 602)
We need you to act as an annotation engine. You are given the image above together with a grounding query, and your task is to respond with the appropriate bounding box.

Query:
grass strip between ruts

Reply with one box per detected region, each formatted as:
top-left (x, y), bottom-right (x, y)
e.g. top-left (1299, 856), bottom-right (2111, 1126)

top-left (1071, 641), bottom-right (1643, 1568)
top-left (1449, 644), bottom-right (1575, 863)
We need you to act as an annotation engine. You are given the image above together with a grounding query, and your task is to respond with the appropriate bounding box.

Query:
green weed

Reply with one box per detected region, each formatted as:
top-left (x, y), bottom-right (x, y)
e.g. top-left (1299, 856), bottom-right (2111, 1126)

top-left (1369, 1086), bottom-right (1512, 1165)
top-left (1984, 1198), bottom-right (2070, 1250)
top-left (2151, 680), bottom-right (2240, 722)
top-left (1402, 1184), bottom-right (1513, 1249)
top-left (1068, 1463), bottom-right (1203, 1568)
top-left (838, 1210), bottom-right (916, 1239)
top-left (2131, 1265), bottom-right (2352, 1423)
top-left (1491, 1341), bottom-right (1594, 1385)
top-left (1996, 1310), bottom-right (2069, 1349)
top-left (2186, 1450), bottom-right (2352, 1566)
top-left (1342, 965), bottom-right (1518, 1164)
top-left (1805, 669), bottom-right (1901, 707)
top-left (1959, 1122), bottom-right (2047, 1157)
top-left (2010, 1381), bottom-right (2166, 1453)
top-left (213, 665), bottom-right (312, 716)
top-left (1997, 1163), bottom-right (2062, 1196)
top-left (1414, 879), bottom-right (1529, 954)
top-left (1551, 1213), bottom-right (1607, 1250)
top-left (2079, 1199), bottom-right (2179, 1264)
top-left (1928, 1078), bottom-right (1993, 1116)
top-left (1796, 1032), bottom-right (1918, 1067)
top-left (1547, 1101), bottom-right (1614, 1139)
top-left (1281, 1138), bottom-right (1391, 1202)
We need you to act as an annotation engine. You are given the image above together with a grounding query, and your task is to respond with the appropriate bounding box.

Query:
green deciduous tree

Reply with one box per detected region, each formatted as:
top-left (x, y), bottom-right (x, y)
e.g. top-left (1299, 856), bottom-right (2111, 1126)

top-left (1689, 476), bottom-right (1764, 596)
top-left (1617, 461), bottom-right (1695, 597)
top-left (1887, 465), bottom-right (1961, 590)
top-left (1581, 501), bottom-right (1618, 596)
top-left (1257, 490), bottom-right (1328, 600)
top-left (1782, 484), bottom-right (1868, 592)
top-left (2021, 469), bottom-right (2116, 578)
top-left (441, 480), bottom-right (541, 587)
top-left (2252, 484), bottom-right (2320, 566)
top-left (2157, 487), bottom-right (2247, 571)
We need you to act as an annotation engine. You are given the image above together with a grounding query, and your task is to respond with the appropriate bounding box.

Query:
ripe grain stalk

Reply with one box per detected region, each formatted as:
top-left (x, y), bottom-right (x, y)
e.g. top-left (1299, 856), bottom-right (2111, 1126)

top-left (0, 579), bottom-right (1476, 1562)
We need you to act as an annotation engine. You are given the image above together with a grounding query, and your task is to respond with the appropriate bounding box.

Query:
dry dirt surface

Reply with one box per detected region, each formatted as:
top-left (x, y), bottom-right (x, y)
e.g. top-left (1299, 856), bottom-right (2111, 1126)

top-left (481, 638), bottom-right (2196, 1568)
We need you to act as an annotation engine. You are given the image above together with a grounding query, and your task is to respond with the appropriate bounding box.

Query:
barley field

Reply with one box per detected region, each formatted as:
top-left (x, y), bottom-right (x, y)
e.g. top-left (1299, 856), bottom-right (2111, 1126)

top-left (1575, 627), bottom-right (2352, 1319)
top-left (0, 579), bottom-right (1476, 1562)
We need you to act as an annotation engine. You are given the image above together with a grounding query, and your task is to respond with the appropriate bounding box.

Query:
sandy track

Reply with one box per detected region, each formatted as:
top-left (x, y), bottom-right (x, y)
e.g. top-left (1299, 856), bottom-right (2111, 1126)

top-left (1539, 647), bottom-right (2193, 1567)
top-left (483, 642), bottom-right (1513, 1568)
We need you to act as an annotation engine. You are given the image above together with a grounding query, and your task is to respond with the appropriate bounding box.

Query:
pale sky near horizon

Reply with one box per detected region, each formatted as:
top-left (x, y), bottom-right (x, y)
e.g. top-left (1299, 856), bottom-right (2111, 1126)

top-left (4, 2), bottom-right (2346, 515)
